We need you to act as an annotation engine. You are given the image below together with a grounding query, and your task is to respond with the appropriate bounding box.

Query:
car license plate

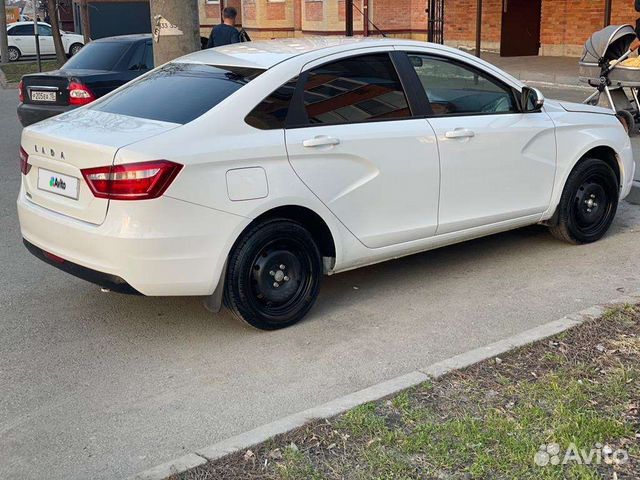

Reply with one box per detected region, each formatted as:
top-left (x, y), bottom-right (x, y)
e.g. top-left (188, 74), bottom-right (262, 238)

top-left (30, 90), bottom-right (56, 102)
top-left (37, 168), bottom-right (79, 200)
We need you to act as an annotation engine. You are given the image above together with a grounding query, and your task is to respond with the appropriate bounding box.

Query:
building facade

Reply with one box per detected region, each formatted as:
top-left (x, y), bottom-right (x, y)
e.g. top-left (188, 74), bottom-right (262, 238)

top-left (66, 0), bottom-right (640, 57)
top-left (199, 0), bottom-right (640, 57)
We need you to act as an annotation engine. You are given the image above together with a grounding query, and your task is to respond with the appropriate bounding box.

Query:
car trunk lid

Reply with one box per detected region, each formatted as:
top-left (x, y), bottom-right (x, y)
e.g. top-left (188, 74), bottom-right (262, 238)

top-left (21, 69), bottom-right (116, 106)
top-left (21, 109), bottom-right (179, 225)
top-left (21, 71), bottom-right (72, 106)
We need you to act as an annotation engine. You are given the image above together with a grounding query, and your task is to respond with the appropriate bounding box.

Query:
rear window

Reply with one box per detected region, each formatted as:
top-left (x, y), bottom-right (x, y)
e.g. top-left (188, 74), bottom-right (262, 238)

top-left (91, 63), bottom-right (264, 124)
top-left (62, 41), bottom-right (130, 71)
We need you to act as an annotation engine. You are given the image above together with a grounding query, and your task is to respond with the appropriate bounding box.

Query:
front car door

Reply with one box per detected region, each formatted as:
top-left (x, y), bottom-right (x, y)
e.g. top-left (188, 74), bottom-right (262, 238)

top-left (402, 51), bottom-right (556, 235)
top-left (285, 50), bottom-right (441, 249)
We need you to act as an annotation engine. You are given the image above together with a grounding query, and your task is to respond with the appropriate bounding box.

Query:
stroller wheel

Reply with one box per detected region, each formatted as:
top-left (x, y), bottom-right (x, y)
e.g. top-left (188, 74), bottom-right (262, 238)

top-left (615, 110), bottom-right (636, 135)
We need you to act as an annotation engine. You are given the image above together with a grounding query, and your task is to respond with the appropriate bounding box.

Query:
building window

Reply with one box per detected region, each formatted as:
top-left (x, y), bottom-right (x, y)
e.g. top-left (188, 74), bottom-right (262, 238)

top-left (205, 0), bottom-right (220, 4)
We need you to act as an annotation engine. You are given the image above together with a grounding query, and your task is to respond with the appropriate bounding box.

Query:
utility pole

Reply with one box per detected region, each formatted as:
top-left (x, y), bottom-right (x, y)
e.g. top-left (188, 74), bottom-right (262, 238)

top-left (345, 0), bottom-right (353, 36)
top-left (33, 0), bottom-right (42, 72)
top-left (475, 0), bottom-right (482, 57)
top-left (603, 0), bottom-right (612, 28)
top-left (150, 0), bottom-right (200, 65)
top-left (0, 0), bottom-right (9, 64)
top-left (79, 0), bottom-right (90, 43)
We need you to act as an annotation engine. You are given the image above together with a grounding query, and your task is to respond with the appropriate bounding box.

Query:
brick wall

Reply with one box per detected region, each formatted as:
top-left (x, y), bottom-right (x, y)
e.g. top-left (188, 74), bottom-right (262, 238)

top-left (444, 0), bottom-right (640, 57)
top-left (199, 0), bottom-right (640, 55)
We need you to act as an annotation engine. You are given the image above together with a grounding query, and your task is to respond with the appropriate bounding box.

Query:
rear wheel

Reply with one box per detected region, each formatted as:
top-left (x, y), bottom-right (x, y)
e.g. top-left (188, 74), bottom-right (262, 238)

top-left (224, 219), bottom-right (322, 330)
top-left (8, 46), bottom-right (20, 62)
top-left (549, 158), bottom-right (619, 244)
top-left (69, 43), bottom-right (83, 57)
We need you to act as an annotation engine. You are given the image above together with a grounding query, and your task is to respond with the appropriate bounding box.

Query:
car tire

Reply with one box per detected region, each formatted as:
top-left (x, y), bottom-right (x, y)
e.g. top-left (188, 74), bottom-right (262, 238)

top-left (8, 46), bottom-right (20, 62)
top-left (224, 218), bottom-right (322, 330)
top-left (616, 110), bottom-right (636, 136)
top-left (69, 43), bottom-right (83, 57)
top-left (549, 158), bottom-right (619, 245)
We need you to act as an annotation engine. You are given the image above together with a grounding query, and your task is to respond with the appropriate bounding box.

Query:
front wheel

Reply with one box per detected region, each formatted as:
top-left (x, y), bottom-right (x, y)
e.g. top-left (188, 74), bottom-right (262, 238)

top-left (224, 219), bottom-right (322, 330)
top-left (8, 46), bottom-right (20, 62)
top-left (549, 158), bottom-right (619, 244)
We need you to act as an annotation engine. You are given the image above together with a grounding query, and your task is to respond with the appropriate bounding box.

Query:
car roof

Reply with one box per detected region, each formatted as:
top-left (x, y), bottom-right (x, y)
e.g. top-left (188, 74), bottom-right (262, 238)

top-left (7, 21), bottom-right (51, 28)
top-left (93, 34), bottom-right (152, 43)
top-left (176, 36), bottom-right (406, 69)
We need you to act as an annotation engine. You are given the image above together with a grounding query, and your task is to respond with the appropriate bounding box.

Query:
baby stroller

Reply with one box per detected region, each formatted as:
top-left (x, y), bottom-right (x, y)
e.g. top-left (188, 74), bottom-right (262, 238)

top-left (579, 24), bottom-right (640, 134)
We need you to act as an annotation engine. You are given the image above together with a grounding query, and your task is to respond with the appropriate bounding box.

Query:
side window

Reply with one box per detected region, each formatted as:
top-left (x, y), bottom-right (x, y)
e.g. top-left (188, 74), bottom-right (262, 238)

top-left (245, 77), bottom-right (298, 130)
top-left (126, 42), bottom-right (146, 70)
top-left (9, 25), bottom-right (34, 36)
top-left (301, 53), bottom-right (411, 125)
top-left (142, 42), bottom-right (154, 70)
top-left (39, 24), bottom-right (53, 36)
top-left (408, 54), bottom-right (517, 116)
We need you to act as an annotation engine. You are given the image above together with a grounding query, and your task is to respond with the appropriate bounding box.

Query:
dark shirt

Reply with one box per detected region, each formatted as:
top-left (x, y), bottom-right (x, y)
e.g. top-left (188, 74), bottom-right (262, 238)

top-left (207, 24), bottom-right (240, 48)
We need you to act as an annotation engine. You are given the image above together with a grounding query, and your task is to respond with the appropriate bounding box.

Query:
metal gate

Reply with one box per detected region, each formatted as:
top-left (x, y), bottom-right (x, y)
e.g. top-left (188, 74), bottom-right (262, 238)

top-left (427, 0), bottom-right (445, 44)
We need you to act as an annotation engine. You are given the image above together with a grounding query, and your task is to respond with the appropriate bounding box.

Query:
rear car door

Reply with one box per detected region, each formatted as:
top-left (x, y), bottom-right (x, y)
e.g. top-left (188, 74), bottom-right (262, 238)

top-left (403, 52), bottom-right (556, 235)
top-left (285, 51), bottom-right (441, 249)
top-left (8, 24), bottom-right (36, 55)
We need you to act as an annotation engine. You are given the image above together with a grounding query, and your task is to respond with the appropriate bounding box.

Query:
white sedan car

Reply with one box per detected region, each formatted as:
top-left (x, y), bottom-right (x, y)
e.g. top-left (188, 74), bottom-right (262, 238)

top-left (5, 22), bottom-right (84, 62)
top-left (17, 38), bottom-right (635, 329)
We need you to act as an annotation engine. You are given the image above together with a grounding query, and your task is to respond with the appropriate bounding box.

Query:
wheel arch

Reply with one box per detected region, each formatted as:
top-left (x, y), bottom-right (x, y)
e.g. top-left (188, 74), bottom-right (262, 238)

top-left (545, 144), bottom-right (622, 226)
top-left (240, 205), bottom-right (336, 260)
top-left (580, 145), bottom-right (621, 186)
top-left (204, 204), bottom-right (338, 313)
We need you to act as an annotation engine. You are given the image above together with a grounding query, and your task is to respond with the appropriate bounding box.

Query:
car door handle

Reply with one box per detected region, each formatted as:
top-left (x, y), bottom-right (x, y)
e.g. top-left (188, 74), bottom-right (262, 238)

top-left (302, 136), bottom-right (340, 148)
top-left (445, 128), bottom-right (475, 139)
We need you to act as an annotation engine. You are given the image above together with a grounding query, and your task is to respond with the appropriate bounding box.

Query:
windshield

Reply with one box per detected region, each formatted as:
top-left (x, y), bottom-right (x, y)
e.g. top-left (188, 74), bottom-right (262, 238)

top-left (91, 63), bottom-right (264, 124)
top-left (62, 42), bottom-right (130, 71)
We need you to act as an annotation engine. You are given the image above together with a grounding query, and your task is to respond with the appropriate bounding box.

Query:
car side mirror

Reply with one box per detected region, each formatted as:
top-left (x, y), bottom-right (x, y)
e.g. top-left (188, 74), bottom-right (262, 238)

top-left (521, 86), bottom-right (544, 112)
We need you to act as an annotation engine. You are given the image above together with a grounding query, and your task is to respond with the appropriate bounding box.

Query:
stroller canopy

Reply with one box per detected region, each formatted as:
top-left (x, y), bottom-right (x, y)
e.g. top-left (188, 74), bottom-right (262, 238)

top-left (581, 24), bottom-right (637, 64)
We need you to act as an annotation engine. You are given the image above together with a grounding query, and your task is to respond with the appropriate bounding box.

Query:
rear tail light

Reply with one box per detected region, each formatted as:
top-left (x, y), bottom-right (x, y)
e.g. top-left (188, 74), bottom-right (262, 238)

top-left (81, 160), bottom-right (183, 200)
top-left (18, 80), bottom-right (24, 103)
top-left (68, 81), bottom-right (96, 106)
top-left (19, 147), bottom-right (31, 175)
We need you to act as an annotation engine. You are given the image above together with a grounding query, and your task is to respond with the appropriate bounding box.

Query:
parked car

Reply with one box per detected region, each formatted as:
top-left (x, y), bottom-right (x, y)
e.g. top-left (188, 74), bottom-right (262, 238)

top-left (17, 38), bottom-right (635, 330)
top-left (4, 21), bottom-right (84, 62)
top-left (17, 34), bottom-right (154, 127)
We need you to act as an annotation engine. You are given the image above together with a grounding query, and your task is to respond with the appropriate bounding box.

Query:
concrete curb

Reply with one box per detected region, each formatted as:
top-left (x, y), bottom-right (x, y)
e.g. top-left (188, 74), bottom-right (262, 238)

top-left (130, 293), bottom-right (640, 480)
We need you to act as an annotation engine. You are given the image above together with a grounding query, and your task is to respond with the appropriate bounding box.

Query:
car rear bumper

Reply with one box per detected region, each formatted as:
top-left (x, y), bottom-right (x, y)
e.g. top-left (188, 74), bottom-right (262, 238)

top-left (23, 238), bottom-right (142, 294)
top-left (17, 103), bottom-right (76, 127)
top-left (17, 186), bottom-right (248, 296)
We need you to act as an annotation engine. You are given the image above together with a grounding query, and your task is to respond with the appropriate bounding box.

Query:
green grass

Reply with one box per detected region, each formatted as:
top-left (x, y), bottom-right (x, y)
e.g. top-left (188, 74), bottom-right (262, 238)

top-left (176, 305), bottom-right (640, 480)
top-left (0, 60), bottom-right (61, 83)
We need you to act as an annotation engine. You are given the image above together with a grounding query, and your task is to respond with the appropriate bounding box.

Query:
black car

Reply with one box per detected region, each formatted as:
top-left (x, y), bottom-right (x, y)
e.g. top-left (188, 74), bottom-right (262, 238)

top-left (17, 34), bottom-right (153, 127)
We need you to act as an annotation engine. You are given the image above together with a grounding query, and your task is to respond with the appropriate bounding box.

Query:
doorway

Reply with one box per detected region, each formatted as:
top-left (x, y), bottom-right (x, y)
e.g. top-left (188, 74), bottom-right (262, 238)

top-left (500, 0), bottom-right (542, 56)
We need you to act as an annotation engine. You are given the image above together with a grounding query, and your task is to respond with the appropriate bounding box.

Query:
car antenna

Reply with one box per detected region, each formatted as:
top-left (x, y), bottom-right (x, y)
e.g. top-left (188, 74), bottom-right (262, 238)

top-left (351, 2), bottom-right (387, 37)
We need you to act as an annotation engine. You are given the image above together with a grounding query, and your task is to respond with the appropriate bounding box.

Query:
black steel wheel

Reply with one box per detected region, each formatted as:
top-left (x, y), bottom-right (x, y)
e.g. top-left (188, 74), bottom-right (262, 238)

top-left (549, 158), bottom-right (619, 244)
top-left (224, 218), bottom-right (322, 330)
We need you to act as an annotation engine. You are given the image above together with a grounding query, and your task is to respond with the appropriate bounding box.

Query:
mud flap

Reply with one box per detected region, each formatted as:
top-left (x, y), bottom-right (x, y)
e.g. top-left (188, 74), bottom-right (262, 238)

top-left (202, 261), bottom-right (227, 313)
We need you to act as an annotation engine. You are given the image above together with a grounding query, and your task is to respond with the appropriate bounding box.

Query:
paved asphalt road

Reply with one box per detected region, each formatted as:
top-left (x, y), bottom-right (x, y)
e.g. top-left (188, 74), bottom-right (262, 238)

top-left (2, 84), bottom-right (640, 480)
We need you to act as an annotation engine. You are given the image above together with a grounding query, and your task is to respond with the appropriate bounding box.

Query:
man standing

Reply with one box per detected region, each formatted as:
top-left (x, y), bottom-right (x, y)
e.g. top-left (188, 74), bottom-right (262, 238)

top-left (207, 7), bottom-right (240, 48)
